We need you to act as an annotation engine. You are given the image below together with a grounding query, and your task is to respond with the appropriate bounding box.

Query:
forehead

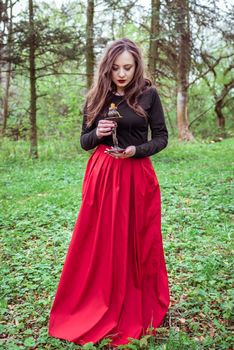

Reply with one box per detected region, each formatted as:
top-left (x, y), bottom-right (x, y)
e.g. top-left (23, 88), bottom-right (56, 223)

top-left (113, 50), bottom-right (135, 65)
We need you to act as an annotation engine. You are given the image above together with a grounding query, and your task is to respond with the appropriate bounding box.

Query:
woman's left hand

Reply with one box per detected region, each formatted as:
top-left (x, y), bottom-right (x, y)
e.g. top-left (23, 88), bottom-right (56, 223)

top-left (108, 145), bottom-right (136, 159)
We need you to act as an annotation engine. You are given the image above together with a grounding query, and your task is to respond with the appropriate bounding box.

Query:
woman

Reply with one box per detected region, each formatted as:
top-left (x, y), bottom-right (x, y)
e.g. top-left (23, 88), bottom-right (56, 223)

top-left (48, 38), bottom-right (170, 347)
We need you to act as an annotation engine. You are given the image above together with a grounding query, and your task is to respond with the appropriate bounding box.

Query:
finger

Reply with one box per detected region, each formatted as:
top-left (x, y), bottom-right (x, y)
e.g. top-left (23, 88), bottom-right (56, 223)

top-left (98, 126), bottom-right (115, 133)
top-left (99, 120), bottom-right (116, 127)
top-left (102, 131), bottom-right (113, 136)
top-left (114, 153), bottom-right (126, 158)
top-left (108, 153), bottom-right (119, 158)
top-left (123, 147), bottom-right (135, 157)
top-left (97, 126), bottom-right (113, 133)
top-left (107, 152), bottom-right (121, 158)
top-left (123, 150), bottom-right (132, 156)
top-left (100, 127), bottom-right (113, 132)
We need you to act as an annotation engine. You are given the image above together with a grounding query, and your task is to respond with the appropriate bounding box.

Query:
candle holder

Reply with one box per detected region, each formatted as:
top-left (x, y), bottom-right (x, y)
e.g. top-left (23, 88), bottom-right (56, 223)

top-left (105, 103), bottom-right (125, 153)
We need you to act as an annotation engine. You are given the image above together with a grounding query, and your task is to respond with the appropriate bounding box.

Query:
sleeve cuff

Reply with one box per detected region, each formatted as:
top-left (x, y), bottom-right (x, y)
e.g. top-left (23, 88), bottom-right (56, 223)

top-left (91, 127), bottom-right (103, 144)
top-left (80, 127), bottom-right (103, 151)
top-left (133, 145), bottom-right (146, 158)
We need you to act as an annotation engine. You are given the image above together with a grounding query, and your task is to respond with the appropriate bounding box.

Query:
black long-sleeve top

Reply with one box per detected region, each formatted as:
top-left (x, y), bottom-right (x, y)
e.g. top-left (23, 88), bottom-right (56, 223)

top-left (80, 86), bottom-right (168, 158)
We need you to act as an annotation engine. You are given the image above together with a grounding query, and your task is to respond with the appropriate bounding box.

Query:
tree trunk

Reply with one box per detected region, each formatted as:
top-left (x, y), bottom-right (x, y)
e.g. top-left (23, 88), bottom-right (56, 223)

top-left (0, 0), bottom-right (8, 129)
top-left (2, 62), bottom-right (11, 133)
top-left (215, 80), bottom-right (234, 129)
top-left (215, 102), bottom-right (225, 128)
top-left (29, 0), bottom-right (38, 158)
top-left (2, 0), bottom-right (13, 135)
top-left (176, 0), bottom-right (194, 141)
top-left (148, 0), bottom-right (160, 82)
top-left (86, 0), bottom-right (94, 89)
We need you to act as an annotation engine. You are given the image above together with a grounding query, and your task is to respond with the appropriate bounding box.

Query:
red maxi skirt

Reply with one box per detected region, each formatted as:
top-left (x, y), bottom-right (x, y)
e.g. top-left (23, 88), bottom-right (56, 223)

top-left (48, 144), bottom-right (170, 346)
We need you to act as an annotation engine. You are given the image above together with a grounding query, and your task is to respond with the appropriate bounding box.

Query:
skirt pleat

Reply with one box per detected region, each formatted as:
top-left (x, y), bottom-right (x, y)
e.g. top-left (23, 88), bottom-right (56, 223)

top-left (48, 144), bottom-right (170, 346)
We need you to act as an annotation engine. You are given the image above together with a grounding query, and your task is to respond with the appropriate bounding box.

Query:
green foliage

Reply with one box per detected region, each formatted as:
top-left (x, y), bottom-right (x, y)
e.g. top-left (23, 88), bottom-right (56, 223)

top-left (0, 137), bottom-right (233, 349)
top-left (2, 1), bottom-right (233, 147)
top-left (13, 1), bottom-right (84, 67)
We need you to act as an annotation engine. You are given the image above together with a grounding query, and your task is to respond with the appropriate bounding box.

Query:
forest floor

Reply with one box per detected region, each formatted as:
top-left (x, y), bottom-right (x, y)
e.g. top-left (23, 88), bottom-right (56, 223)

top-left (0, 137), bottom-right (233, 350)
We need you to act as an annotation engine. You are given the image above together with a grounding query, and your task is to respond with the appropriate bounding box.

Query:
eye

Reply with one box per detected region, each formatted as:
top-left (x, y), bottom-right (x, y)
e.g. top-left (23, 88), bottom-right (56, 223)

top-left (112, 67), bottom-right (118, 71)
top-left (125, 67), bottom-right (131, 71)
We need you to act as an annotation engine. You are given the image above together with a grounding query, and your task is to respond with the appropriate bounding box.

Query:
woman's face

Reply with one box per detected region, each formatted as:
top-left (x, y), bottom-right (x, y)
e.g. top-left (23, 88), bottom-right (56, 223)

top-left (111, 50), bottom-right (136, 93)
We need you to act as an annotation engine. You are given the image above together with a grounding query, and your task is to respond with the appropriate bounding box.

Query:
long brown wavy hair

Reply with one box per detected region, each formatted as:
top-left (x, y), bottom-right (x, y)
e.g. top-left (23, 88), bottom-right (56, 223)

top-left (85, 38), bottom-right (152, 127)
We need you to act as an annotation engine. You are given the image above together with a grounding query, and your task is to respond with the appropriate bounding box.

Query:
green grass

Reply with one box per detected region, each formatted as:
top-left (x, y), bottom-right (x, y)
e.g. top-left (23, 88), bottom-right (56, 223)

top-left (0, 137), bottom-right (233, 349)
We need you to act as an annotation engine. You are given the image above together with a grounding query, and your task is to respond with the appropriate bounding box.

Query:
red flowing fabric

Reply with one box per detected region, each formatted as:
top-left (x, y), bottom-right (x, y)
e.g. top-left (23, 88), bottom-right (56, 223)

top-left (48, 144), bottom-right (170, 346)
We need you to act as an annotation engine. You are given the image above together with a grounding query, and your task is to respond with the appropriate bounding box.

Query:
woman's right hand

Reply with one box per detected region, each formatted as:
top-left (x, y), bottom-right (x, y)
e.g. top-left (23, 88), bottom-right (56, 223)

top-left (96, 119), bottom-right (117, 139)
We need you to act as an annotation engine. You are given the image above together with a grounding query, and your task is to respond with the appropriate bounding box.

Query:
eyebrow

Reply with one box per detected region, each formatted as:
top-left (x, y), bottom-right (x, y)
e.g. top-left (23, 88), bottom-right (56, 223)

top-left (112, 64), bottom-right (133, 67)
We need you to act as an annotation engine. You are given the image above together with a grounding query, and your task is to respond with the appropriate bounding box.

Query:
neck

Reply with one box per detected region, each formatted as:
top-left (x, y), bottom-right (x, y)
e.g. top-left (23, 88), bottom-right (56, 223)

top-left (116, 89), bottom-right (124, 96)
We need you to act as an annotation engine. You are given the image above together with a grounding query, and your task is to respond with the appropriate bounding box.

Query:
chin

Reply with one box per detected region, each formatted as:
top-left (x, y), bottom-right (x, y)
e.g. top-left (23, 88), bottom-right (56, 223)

top-left (116, 82), bottom-right (128, 88)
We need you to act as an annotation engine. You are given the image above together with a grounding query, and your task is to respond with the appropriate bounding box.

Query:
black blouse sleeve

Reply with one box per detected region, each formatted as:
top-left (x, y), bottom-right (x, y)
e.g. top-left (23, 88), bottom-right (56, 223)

top-left (80, 104), bottom-right (103, 151)
top-left (133, 88), bottom-right (168, 158)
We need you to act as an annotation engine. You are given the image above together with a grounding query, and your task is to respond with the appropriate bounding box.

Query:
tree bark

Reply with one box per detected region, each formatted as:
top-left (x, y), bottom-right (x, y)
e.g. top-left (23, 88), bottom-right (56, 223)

top-left (215, 102), bottom-right (225, 128)
top-left (0, 0), bottom-right (8, 128)
top-left (28, 0), bottom-right (38, 158)
top-left (86, 0), bottom-right (94, 89)
top-left (2, 0), bottom-right (13, 135)
top-left (215, 80), bottom-right (234, 129)
top-left (148, 0), bottom-right (160, 82)
top-left (176, 0), bottom-right (194, 141)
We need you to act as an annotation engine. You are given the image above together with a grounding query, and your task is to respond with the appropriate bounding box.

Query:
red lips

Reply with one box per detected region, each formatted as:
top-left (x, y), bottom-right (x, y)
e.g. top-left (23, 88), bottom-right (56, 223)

top-left (118, 80), bottom-right (126, 83)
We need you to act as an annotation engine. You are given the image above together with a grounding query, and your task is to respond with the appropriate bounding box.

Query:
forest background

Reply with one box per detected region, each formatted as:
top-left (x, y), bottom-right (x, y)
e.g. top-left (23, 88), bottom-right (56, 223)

top-left (0, 0), bottom-right (233, 349)
top-left (0, 0), bottom-right (233, 156)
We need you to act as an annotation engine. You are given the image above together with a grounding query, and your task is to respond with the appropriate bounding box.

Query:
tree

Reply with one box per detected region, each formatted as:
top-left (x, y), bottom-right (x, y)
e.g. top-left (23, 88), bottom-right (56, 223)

top-left (86, 0), bottom-right (94, 89)
top-left (3, 0), bottom-right (84, 157)
top-left (175, 0), bottom-right (194, 140)
top-left (148, 0), bottom-right (161, 82)
top-left (28, 0), bottom-right (37, 158)
top-left (0, 0), bottom-right (16, 134)
top-left (201, 50), bottom-right (234, 129)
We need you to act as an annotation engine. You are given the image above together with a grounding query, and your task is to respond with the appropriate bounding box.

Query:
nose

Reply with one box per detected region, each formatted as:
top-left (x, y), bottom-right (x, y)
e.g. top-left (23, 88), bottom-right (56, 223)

top-left (118, 68), bottom-right (125, 78)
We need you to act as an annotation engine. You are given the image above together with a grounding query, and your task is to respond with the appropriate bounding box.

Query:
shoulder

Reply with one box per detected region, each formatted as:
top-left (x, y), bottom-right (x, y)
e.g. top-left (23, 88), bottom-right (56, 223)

top-left (138, 86), bottom-right (161, 109)
top-left (142, 85), bottom-right (161, 99)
